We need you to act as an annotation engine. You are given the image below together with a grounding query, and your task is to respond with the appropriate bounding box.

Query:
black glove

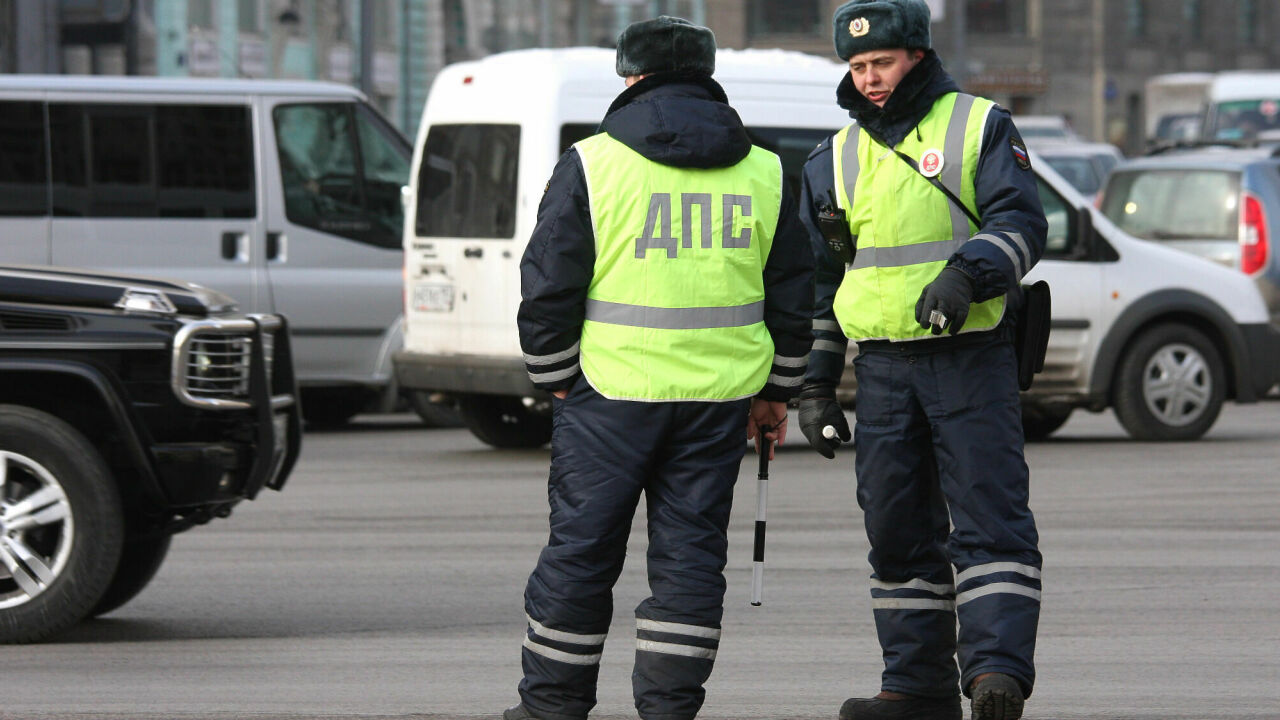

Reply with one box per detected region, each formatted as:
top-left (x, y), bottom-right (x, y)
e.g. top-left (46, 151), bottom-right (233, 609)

top-left (915, 266), bottom-right (974, 335)
top-left (797, 383), bottom-right (851, 459)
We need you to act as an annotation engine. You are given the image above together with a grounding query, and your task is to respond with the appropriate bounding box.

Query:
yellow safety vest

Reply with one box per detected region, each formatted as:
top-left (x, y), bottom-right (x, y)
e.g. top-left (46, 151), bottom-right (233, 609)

top-left (573, 133), bottom-right (782, 401)
top-left (831, 92), bottom-right (1006, 341)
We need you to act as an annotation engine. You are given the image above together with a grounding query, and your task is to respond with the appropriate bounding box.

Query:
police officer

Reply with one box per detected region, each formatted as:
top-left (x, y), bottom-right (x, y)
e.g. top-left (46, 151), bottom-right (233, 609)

top-left (796, 2), bottom-right (1047, 720)
top-left (506, 16), bottom-right (814, 720)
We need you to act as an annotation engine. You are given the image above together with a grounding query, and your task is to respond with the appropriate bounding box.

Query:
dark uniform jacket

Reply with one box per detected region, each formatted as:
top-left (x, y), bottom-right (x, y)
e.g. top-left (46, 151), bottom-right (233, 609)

top-left (799, 51), bottom-right (1048, 386)
top-left (518, 74), bottom-right (815, 401)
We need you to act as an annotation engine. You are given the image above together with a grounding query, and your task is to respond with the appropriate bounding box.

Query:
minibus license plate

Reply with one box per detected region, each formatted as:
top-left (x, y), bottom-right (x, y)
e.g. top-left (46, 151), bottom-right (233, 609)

top-left (413, 283), bottom-right (454, 312)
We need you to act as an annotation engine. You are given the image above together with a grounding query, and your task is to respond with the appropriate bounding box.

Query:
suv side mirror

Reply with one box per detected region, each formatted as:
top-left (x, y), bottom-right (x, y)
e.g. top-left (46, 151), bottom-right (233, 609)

top-left (1072, 206), bottom-right (1094, 260)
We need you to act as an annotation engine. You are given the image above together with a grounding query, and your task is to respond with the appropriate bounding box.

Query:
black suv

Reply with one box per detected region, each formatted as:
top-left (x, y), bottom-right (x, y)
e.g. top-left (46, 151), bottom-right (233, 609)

top-left (0, 266), bottom-right (301, 642)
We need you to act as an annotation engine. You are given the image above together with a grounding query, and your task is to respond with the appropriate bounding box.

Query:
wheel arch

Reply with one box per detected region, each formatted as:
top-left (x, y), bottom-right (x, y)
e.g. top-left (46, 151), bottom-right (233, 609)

top-left (1089, 289), bottom-right (1254, 405)
top-left (0, 360), bottom-right (167, 510)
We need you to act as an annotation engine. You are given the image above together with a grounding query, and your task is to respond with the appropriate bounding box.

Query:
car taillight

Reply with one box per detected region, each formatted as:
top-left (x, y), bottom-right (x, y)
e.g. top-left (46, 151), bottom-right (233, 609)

top-left (1241, 192), bottom-right (1269, 275)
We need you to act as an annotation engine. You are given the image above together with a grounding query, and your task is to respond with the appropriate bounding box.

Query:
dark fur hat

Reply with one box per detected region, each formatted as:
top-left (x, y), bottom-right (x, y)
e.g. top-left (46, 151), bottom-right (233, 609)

top-left (832, 0), bottom-right (932, 60)
top-left (615, 15), bottom-right (716, 78)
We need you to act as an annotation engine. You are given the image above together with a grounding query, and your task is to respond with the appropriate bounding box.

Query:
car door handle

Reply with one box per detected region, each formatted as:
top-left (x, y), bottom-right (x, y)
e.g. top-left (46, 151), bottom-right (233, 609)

top-left (221, 232), bottom-right (248, 261)
top-left (464, 246), bottom-right (483, 259)
top-left (267, 232), bottom-right (286, 262)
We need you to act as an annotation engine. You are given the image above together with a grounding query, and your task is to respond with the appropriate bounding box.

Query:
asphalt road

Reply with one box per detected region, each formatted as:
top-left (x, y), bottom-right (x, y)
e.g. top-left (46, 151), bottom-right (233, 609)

top-left (2, 402), bottom-right (1279, 720)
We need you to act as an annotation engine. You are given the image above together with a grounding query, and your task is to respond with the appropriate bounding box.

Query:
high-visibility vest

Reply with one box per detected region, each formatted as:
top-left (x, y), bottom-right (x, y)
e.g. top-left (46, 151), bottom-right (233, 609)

top-left (573, 133), bottom-right (782, 401)
top-left (831, 92), bottom-right (1006, 341)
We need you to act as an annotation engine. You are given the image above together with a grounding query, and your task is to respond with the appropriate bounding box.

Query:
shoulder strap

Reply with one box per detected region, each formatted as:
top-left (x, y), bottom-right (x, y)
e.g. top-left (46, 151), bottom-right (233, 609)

top-left (891, 148), bottom-right (983, 229)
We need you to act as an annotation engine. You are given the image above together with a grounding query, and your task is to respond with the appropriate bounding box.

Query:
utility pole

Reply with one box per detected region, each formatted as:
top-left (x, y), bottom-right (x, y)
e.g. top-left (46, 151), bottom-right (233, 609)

top-left (950, 0), bottom-right (966, 91)
top-left (1091, 0), bottom-right (1105, 143)
top-left (360, 0), bottom-right (375, 96)
top-left (540, 0), bottom-right (554, 48)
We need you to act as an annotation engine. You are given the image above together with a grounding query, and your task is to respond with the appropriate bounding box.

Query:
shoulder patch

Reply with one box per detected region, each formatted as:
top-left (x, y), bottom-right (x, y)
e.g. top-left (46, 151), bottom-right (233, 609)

top-left (1010, 136), bottom-right (1031, 170)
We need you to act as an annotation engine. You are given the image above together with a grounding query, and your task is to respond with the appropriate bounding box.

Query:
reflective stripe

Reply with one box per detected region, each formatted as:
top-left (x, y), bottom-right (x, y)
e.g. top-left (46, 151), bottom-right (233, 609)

top-left (637, 639), bottom-right (717, 660)
top-left (772, 353), bottom-right (809, 368)
top-left (941, 93), bottom-right (976, 242)
top-left (523, 343), bottom-right (580, 366)
top-left (973, 233), bottom-right (1025, 281)
top-left (766, 373), bottom-right (804, 387)
top-left (840, 126), bottom-right (861, 210)
top-left (522, 636), bottom-right (602, 665)
top-left (813, 339), bottom-right (847, 354)
top-left (636, 618), bottom-right (722, 640)
top-left (955, 562), bottom-right (1042, 585)
top-left (528, 614), bottom-right (607, 645)
top-left (872, 598), bottom-right (956, 611)
top-left (585, 299), bottom-right (765, 329)
top-left (870, 578), bottom-right (955, 595)
top-left (956, 582), bottom-right (1042, 606)
top-left (813, 319), bottom-right (843, 334)
top-left (851, 238), bottom-right (965, 270)
top-left (528, 363), bottom-right (579, 384)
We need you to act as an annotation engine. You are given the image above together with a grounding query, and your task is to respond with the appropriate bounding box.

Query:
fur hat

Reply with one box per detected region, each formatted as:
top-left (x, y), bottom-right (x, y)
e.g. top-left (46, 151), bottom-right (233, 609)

top-left (832, 0), bottom-right (932, 60)
top-left (615, 15), bottom-right (716, 78)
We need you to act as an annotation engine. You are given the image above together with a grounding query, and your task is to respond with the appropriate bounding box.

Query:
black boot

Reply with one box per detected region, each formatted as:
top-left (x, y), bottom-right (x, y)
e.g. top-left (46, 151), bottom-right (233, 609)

top-left (502, 704), bottom-right (540, 720)
top-left (839, 693), bottom-right (961, 720)
top-left (969, 674), bottom-right (1025, 720)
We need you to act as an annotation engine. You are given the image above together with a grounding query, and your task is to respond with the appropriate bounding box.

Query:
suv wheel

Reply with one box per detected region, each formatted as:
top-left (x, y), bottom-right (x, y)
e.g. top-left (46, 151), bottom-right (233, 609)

top-left (1021, 401), bottom-right (1073, 441)
top-left (0, 406), bottom-right (123, 643)
top-left (90, 535), bottom-right (172, 618)
top-left (457, 395), bottom-right (552, 449)
top-left (1113, 324), bottom-right (1225, 441)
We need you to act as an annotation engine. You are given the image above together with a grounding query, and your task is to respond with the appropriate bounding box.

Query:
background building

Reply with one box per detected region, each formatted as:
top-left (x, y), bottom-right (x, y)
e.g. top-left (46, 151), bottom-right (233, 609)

top-left (2, 0), bottom-right (1278, 152)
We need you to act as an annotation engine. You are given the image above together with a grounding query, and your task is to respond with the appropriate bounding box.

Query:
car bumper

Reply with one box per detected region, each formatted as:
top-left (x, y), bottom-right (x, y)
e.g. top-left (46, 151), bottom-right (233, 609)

top-left (393, 350), bottom-right (538, 397)
top-left (1241, 322), bottom-right (1280, 400)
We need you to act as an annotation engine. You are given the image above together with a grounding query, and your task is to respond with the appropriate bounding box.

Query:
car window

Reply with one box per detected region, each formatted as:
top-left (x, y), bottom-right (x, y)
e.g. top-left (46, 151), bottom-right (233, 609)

top-left (1101, 169), bottom-right (1239, 241)
top-left (1207, 99), bottom-right (1280, 140)
top-left (1036, 176), bottom-right (1074, 256)
top-left (274, 102), bottom-right (408, 248)
top-left (0, 101), bottom-right (48, 216)
top-left (415, 123), bottom-right (521, 239)
top-left (1042, 156), bottom-right (1101, 195)
top-left (48, 103), bottom-right (254, 218)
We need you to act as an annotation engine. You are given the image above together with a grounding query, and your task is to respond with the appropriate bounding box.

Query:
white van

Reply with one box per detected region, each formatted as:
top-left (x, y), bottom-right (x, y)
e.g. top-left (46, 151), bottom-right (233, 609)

top-left (1201, 71), bottom-right (1280, 142)
top-left (395, 47), bottom-right (851, 447)
top-left (396, 48), bottom-right (1279, 447)
top-left (0, 76), bottom-right (412, 426)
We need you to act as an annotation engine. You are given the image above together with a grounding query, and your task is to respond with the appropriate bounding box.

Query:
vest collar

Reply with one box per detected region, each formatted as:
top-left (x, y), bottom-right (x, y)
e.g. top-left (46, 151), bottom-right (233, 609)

top-left (599, 74), bottom-right (752, 169)
top-left (837, 50), bottom-right (960, 148)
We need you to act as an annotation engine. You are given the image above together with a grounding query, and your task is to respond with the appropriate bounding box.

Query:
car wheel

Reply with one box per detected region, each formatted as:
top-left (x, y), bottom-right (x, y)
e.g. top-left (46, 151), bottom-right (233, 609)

top-left (90, 534), bottom-right (172, 618)
top-left (408, 391), bottom-right (463, 428)
top-left (301, 387), bottom-right (372, 429)
top-left (457, 395), bottom-right (552, 449)
top-left (1112, 324), bottom-right (1225, 441)
top-left (0, 405), bottom-right (123, 643)
top-left (1021, 401), bottom-right (1073, 441)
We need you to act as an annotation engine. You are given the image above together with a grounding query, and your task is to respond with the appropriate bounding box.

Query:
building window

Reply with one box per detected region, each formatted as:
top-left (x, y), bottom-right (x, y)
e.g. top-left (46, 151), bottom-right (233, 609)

top-left (189, 0), bottom-right (216, 30)
top-left (238, 0), bottom-right (261, 33)
top-left (747, 0), bottom-right (822, 36)
top-left (1183, 0), bottom-right (1202, 40)
top-left (1126, 0), bottom-right (1146, 39)
top-left (966, 0), bottom-right (1026, 35)
top-left (1238, 0), bottom-right (1258, 44)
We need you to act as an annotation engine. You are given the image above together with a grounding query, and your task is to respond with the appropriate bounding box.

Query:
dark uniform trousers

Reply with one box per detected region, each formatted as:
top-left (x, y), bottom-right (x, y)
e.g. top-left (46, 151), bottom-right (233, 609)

top-left (852, 331), bottom-right (1041, 700)
top-left (519, 374), bottom-right (750, 720)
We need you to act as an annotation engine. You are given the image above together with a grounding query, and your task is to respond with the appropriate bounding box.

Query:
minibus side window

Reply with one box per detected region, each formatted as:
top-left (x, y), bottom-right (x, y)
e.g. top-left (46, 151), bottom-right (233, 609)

top-left (48, 103), bottom-right (254, 218)
top-left (273, 102), bottom-right (409, 248)
top-left (0, 101), bottom-right (48, 216)
top-left (415, 124), bottom-right (520, 239)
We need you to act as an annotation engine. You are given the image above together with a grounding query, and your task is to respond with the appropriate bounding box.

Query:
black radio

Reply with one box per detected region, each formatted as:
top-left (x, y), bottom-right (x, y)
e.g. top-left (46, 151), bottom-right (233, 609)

top-left (816, 188), bottom-right (855, 266)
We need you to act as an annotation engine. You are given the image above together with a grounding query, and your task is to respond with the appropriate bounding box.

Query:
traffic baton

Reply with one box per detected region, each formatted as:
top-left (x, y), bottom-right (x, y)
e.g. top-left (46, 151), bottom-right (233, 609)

top-left (750, 424), bottom-right (772, 606)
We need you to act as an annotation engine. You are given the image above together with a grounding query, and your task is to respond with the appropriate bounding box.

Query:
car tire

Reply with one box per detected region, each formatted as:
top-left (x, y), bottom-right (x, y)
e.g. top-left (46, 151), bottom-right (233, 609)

top-left (0, 405), bottom-right (124, 643)
top-left (457, 395), bottom-right (552, 449)
top-left (408, 391), bottom-right (463, 428)
top-left (301, 387), bottom-right (372, 429)
top-left (90, 534), bottom-right (172, 618)
top-left (1021, 401), bottom-right (1073, 441)
top-left (1112, 324), bottom-right (1225, 441)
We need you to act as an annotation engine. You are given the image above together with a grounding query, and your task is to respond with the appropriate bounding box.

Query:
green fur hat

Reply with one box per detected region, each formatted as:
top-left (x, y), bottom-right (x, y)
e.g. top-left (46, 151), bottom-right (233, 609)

top-left (832, 0), bottom-right (932, 60)
top-left (615, 15), bottom-right (716, 78)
